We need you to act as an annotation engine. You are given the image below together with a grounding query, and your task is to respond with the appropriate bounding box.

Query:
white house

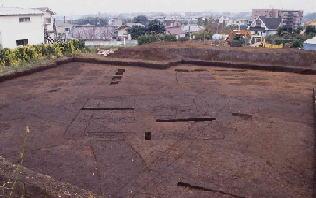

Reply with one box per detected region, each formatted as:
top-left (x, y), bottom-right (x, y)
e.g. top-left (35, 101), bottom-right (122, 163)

top-left (182, 25), bottom-right (204, 33)
top-left (0, 7), bottom-right (44, 49)
top-left (249, 17), bottom-right (282, 37)
top-left (116, 26), bottom-right (132, 41)
top-left (108, 18), bottom-right (123, 27)
top-left (34, 7), bottom-right (56, 42)
top-left (34, 7), bottom-right (55, 32)
top-left (55, 20), bottom-right (73, 41)
top-left (303, 37), bottom-right (316, 51)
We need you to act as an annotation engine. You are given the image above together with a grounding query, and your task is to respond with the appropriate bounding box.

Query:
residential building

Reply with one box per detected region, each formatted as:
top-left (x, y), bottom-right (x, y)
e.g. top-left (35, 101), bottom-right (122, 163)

top-left (234, 19), bottom-right (249, 26)
top-left (116, 26), bottom-right (132, 41)
top-left (0, 7), bottom-right (44, 49)
top-left (182, 25), bottom-right (204, 33)
top-left (71, 26), bottom-right (116, 41)
top-left (231, 19), bottom-right (250, 30)
top-left (108, 18), bottom-right (123, 27)
top-left (278, 10), bottom-right (303, 30)
top-left (252, 9), bottom-right (279, 19)
top-left (249, 16), bottom-right (282, 37)
top-left (34, 7), bottom-right (56, 43)
top-left (34, 7), bottom-right (55, 32)
top-left (305, 20), bottom-right (316, 27)
top-left (164, 20), bottom-right (182, 28)
top-left (303, 37), bottom-right (316, 51)
top-left (55, 20), bottom-right (73, 41)
top-left (165, 26), bottom-right (186, 39)
top-left (218, 16), bottom-right (231, 26)
top-left (252, 9), bottom-right (303, 29)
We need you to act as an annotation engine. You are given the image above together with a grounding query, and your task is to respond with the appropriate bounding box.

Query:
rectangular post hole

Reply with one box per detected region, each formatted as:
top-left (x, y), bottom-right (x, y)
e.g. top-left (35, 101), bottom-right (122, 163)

top-left (81, 107), bottom-right (135, 111)
top-left (110, 81), bottom-right (119, 85)
top-left (118, 69), bottom-right (126, 73)
top-left (145, 132), bottom-right (151, 140)
top-left (175, 69), bottom-right (189, 72)
top-left (112, 76), bottom-right (122, 81)
top-left (156, 118), bottom-right (216, 122)
top-left (232, 113), bottom-right (252, 119)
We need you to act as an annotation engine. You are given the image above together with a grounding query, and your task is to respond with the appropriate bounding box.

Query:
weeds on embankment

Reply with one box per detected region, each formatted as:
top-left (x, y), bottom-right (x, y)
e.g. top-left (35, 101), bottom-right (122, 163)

top-left (0, 40), bottom-right (88, 75)
top-left (0, 126), bottom-right (30, 197)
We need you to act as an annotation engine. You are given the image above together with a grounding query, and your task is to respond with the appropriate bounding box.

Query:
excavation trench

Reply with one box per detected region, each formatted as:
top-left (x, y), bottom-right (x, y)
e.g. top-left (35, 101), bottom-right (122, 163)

top-left (156, 117), bottom-right (216, 122)
top-left (177, 182), bottom-right (245, 198)
top-left (81, 107), bottom-right (135, 111)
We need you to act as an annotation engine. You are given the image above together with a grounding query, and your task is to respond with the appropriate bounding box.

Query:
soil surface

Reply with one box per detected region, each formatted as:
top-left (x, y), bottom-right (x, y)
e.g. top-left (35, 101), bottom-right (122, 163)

top-left (110, 41), bottom-right (316, 67)
top-left (0, 62), bottom-right (315, 197)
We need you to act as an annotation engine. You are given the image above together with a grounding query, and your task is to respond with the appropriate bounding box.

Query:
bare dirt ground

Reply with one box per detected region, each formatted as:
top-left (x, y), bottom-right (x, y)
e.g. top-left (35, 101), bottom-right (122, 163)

top-left (0, 62), bottom-right (316, 197)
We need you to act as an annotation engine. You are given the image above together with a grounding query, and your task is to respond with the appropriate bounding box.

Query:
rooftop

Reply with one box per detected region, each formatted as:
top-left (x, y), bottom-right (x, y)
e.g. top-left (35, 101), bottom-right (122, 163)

top-left (259, 16), bottom-right (282, 30)
top-left (166, 26), bottom-right (185, 35)
top-left (33, 7), bottom-right (56, 15)
top-left (0, 7), bottom-right (43, 16)
top-left (305, 20), bottom-right (316, 26)
top-left (126, 23), bottom-right (145, 28)
top-left (304, 37), bottom-right (316, 45)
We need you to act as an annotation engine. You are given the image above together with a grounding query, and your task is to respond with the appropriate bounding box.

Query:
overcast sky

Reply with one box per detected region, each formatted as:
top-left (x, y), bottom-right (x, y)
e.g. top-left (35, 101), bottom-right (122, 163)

top-left (1, 0), bottom-right (315, 15)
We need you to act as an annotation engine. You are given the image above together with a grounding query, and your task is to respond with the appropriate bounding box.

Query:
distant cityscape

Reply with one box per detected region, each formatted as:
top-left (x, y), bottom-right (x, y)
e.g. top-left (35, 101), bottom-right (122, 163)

top-left (0, 7), bottom-right (316, 49)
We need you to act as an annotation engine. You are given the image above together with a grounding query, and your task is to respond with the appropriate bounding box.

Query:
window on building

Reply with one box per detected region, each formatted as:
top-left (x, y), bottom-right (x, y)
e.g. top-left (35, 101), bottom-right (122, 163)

top-left (16, 39), bottom-right (28, 46)
top-left (65, 28), bottom-right (70, 31)
top-left (19, 17), bottom-right (31, 23)
top-left (45, 18), bottom-right (52, 24)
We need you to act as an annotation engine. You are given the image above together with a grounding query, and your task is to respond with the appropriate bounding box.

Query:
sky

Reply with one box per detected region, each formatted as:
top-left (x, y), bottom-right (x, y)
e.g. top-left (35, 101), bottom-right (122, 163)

top-left (1, 0), bottom-right (315, 15)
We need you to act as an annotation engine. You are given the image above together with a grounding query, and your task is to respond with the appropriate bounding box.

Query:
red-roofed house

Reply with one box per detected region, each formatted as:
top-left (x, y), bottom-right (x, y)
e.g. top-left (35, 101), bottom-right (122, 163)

top-left (165, 26), bottom-right (186, 39)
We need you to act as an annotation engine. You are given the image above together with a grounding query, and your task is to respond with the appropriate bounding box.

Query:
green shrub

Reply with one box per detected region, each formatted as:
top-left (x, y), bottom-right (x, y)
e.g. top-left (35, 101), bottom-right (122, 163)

top-left (137, 34), bottom-right (177, 45)
top-left (0, 48), bottom-right (19, 66)
top-left (160, 34), bottom-right (177, 42)
top-left (0, 40), bottom-right (86, 68)
top-left (193, 31), bottom-right (213, 40)
top-left (179, 37), bottom-right (189, 42)
top-left (137, 34), bottom-right (159, 45)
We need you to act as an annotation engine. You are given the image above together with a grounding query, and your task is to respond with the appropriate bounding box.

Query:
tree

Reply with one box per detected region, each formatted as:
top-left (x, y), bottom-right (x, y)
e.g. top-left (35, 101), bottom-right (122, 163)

top-left (197, 17), bottom-right (204, 26)
top-left (193, 31), bottom-right (213, 40)
top-left (147, 20), bottom-right (165, 34)
top-left (306, 26), bottom-right (316, 37)
top-left (128, 26), bottom-right (147, 39)
top-left (292, 39), bottom-right (303, 48)
top-left (134, 15), bottom-right (149, 27)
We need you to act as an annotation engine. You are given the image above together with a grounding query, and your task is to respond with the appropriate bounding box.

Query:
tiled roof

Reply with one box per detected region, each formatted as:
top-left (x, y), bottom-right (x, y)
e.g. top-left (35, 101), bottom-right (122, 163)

top-left (71, 26), bottom-right (116, 40)
top-left (259, 17), bottom-right (282, 30)
top-left (33, 7), bottom-right (56, 15)
top-left (182, 25), bottom-right (205, 33)
top-left (166, 27), bottom-right (185, 35)
top-left (305, 20), bottom-right (316, 26)
top-left (249, 26), bottom-right (265, 31)
top-left (0, 7), bottom-right (43, 16)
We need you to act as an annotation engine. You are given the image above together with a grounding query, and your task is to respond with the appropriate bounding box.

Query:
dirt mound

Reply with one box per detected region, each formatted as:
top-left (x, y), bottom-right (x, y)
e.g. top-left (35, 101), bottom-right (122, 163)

top-left (110, 41), bottom-right (316, 67)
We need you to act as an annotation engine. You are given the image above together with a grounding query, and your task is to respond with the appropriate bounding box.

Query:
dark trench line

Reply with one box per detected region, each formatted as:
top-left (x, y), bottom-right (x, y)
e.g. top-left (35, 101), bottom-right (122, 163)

top-left (156, 117), bottom-right (216, 122)
top-left (81, 107), bottom-right (135, 111)
top-left (177, 182), bottom-right (245, 198)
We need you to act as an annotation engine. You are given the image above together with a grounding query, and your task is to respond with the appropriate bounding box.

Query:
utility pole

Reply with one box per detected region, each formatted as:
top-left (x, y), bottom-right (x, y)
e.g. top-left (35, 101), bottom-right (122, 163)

top-left (188, 18), bottom-right (191, 40)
